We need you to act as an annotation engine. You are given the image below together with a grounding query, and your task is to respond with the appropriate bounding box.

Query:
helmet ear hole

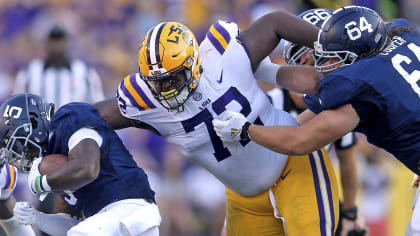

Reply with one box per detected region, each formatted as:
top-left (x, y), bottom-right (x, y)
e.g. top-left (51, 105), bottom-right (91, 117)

top-left (29, 112), bottom-right (39, 129)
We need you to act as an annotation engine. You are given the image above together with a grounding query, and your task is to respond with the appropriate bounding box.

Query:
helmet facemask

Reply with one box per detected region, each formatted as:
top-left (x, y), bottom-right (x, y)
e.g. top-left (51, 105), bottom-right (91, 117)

top-left (313, 41), bottom-right (358, 78)
top-left (284, 41), bottom-right (313, 65)
top-left (142, 56), bottom-right (199, 112)
top-left (0, 94), bottom-right (54, 172)
top-left (2, 122), bottom-right (43, 172)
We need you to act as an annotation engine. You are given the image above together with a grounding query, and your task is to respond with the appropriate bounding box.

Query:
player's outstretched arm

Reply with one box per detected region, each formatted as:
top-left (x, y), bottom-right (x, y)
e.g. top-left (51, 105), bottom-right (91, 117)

top-left (248, 104), bottom-right (360, 155)
top-left (93, 98), bottom-right (133, 130)
top-left (240, 10), bottom-right (318, 72)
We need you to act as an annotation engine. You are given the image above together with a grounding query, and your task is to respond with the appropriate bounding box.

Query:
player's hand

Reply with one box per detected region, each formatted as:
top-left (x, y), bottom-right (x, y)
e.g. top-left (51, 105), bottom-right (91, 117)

top-left (213, 111), bottom-right (248, 142)
top-left (340, 215), bottom-right (367, 236)
top-left (28, 157), bottom-right (50, 196)
top-left (14, 202), bottom-right (40, 226)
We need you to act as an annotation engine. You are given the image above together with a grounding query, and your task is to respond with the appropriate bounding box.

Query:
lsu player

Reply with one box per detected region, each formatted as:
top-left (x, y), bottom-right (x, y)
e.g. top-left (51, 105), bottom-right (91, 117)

top-left (0, 94), bottom-right (160, 235)
top-left (94, 10), bottom-right (339, 236)
top-left (0, 161), bottom-right (35, 235)
top-left (211, 6), bottom-right (420, 236)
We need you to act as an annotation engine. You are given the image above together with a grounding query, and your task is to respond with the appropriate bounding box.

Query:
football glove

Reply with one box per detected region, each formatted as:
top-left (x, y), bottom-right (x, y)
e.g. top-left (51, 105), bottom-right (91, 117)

top-left (212, 111), bottom-right (249, 142)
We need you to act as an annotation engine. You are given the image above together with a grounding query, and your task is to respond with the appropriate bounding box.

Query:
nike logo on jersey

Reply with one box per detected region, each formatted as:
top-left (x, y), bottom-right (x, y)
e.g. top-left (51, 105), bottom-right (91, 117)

top-left (217, 70), bottom-right (223, 83)
top-left (280, 169), bottom-right (291, 180)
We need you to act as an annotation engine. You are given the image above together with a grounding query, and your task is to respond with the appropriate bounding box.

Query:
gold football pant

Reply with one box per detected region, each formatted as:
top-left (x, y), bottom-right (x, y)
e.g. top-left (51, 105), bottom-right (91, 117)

top-left (225, 149), bottom-right (339, 236)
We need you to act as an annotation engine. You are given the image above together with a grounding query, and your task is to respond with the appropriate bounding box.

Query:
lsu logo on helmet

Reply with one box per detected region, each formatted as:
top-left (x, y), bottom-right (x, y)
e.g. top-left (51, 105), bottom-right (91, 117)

top-left (138, 22), bottom-right (202, 111)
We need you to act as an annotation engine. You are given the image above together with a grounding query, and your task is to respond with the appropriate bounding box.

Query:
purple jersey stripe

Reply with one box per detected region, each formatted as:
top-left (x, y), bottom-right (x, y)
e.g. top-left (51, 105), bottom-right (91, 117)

top-left (129, 74), bottom-right (155, 109)
top-left (318, 150), bottom-right (336, 235)
top-left (213, 22), bottom-right (231, 44)
top-left (309, 153), bottom-right (327, 236)
top-left (206, 31), bottom-right (225, 54)
top-left (4, 164), bottom-right (11, 190)
top-left (120, 76), bottom-right (145, 111)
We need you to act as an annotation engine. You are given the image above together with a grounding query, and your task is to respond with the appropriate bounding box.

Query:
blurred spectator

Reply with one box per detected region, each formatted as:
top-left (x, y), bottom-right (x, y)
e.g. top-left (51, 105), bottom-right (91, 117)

top-left (13, 25), bottom-right (104, 108)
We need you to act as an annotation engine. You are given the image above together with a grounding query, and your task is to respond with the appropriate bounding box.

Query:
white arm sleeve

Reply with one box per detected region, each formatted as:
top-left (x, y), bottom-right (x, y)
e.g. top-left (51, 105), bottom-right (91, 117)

top-left (0, 217), bottom-right (35, 236)
top-left (68, 127), bottom-right (103, 151)
top-left (254, 57), bottom-right (281, 84)
top-left (36, 212), bottom-right (80, 236)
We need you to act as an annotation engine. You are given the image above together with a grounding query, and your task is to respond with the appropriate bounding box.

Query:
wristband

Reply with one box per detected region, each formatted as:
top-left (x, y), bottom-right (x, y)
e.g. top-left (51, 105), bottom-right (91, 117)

top-left (342, 206), bottom-right (358, 221)
top-left (35, 175), bottom-right (52, 193)
top-left (240, 122), bottom-right (252, 141)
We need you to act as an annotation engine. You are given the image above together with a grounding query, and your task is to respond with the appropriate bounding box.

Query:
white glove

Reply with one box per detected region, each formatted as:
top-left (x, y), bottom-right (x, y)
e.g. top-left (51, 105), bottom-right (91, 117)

top-left (13, 202), bottom-right (40, 226)
top-left (28, 157), bottom-right (51, 198)
top-left (212, 111), bottom-right (248, 142)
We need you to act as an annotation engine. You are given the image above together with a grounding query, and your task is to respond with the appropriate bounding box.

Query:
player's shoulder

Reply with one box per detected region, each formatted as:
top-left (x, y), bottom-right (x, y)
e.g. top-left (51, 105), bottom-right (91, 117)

top-left (117, 73), bottom-right (162, 118)
top-left (51, 102), bottom-right (103, 131)
top-left (386, 18), bottom-right (417, 32)
top-left (201, 20), bottom-right (242, 55)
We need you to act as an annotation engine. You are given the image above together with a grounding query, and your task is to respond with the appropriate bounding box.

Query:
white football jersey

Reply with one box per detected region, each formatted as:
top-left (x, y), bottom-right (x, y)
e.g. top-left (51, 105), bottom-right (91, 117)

top-left (117, 21), bottom-right (298, 196)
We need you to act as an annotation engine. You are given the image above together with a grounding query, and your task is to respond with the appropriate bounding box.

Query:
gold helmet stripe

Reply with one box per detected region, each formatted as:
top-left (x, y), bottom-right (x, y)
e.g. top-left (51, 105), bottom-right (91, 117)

top-left (147, 22), bottom-right (167, 71)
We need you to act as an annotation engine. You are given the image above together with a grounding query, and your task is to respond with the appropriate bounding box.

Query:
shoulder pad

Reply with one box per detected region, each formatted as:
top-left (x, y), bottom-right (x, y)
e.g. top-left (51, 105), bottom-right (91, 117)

top-left (205, 21), bottom-right (241, 54)
top-left (117, 73), bottom-right (158, 116)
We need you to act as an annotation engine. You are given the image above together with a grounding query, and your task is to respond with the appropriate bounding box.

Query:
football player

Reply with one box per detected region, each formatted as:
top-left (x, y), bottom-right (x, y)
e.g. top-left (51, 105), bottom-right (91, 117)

top-left (0, 161), bottom-right (35, 235)
top-left (275, 8), bottom-right (366, 236)
top-left (94, 10), bottom-right (339, 236)
top-left (0, 94), bottom-right (160, 236)
top-left (212, 5), bottom-right (420, 236)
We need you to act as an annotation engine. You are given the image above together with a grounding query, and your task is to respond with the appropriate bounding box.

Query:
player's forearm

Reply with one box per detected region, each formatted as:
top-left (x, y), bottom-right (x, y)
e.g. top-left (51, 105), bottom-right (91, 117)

top-left (0, 197), bottom-right (15, 219)
top-left (241, 10), bottom-right (318, 71)
top-left (34, 212), bottom-right (80, 236)
top-left (276, 66), bottom-right (319, 94)
top-left (47, 158), bottom-right (98, 191)
top-left (48, 140), bottom-right (100, 191)
top-left (248, 125), bottom-right (321, 155)
top-left (337, 148), bottom-right (358, 209)
top-left (93, 98), bottom-right (132, 130)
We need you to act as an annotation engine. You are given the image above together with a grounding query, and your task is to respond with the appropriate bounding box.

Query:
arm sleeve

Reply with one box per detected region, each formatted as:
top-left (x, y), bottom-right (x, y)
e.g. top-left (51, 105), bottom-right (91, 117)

top-left (68, 127), bottom-right (103, 151)
top-left (0, 217), bottom-right (35, 236)
top-left (36, 212), bottom-right (80, 236)
top-left (254, 57), bottom-right (281, 84)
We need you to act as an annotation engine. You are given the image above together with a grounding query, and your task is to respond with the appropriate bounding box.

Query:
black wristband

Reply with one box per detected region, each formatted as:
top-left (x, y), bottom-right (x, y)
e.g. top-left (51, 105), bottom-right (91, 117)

top-left (240, 122), bottom-right (252, 141)
top-left (342, 206), bottom-right (358, 221)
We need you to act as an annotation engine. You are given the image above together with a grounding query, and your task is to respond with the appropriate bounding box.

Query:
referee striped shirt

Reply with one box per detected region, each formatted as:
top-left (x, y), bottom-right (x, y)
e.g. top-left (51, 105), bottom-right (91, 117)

top-left (13, 59), bottom-right (104, 108)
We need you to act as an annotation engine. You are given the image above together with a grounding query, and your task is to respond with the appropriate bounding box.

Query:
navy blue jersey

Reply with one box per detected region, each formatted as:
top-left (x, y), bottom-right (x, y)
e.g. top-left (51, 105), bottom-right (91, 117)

top-left (316, 19), bottom-right (420, 174)
top-left (47, 103), bottom-right (155, 217)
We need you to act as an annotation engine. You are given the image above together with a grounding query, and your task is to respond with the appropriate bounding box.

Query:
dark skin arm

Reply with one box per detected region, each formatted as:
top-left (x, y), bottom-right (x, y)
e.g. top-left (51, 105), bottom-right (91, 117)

top-left (46, 138), bottom-right (100, 191)
top-left (240, 10), bottom-right (319, 72)
top-left (248, 104), bottom-right (360, 155)
top-left (93, 98), bottom-right (151, 131)
top-left (93, 98), bottom-right (133, 130)
top-left (0, 196), bottom-right (15, 219)
top-left (276, 66), bottom-right (320, 94)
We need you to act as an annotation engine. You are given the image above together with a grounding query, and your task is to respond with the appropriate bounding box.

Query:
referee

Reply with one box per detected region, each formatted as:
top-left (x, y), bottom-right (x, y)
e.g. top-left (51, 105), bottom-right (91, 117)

top-left (13, 25), bottom-right (104, 108)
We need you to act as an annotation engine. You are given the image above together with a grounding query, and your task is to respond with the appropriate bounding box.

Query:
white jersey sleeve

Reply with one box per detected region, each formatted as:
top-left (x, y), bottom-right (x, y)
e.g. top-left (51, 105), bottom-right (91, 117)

top-left (0, 163), bottom-right (17, 200)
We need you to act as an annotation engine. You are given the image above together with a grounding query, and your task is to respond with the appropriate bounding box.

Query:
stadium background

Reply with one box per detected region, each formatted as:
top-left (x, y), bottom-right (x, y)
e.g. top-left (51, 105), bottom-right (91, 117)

top-left (1, 0), bottom-right (419, 235)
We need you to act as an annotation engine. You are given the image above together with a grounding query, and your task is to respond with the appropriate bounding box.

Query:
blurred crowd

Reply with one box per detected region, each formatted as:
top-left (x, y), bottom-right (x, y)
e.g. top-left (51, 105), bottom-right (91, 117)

top-left (1, 0), bottom-right (419, 235)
